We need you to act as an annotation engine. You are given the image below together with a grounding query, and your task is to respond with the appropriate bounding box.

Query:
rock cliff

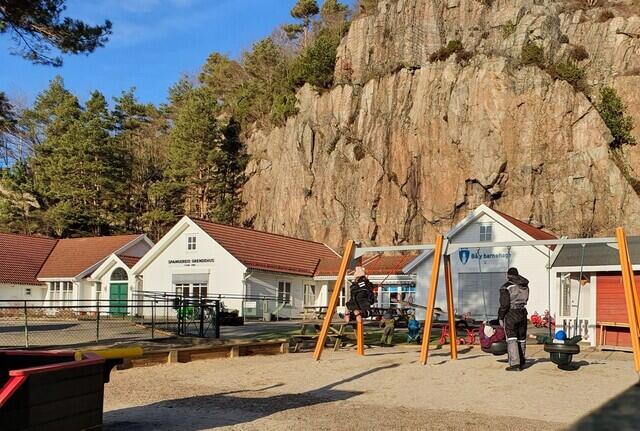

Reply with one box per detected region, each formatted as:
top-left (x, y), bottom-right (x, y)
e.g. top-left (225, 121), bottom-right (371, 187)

top-left (241, 0), bottom-right (640, 249)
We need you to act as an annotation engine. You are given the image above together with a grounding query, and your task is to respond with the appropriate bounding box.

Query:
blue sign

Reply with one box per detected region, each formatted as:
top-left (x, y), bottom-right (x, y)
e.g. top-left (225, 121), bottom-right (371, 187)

top-left (459, 248), bottom-right (470, 265)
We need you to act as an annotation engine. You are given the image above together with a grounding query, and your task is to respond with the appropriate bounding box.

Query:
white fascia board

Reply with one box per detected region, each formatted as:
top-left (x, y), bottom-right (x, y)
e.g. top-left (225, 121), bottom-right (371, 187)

top-left (131, 217), bottom-right (192, 275)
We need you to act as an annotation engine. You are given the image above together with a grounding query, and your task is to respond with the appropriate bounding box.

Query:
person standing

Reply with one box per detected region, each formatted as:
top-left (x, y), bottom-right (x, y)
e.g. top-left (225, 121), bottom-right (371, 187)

top-left (498, 267), bottom-right (530, 371)
top-left (380, 311), bottom-right (396, 346)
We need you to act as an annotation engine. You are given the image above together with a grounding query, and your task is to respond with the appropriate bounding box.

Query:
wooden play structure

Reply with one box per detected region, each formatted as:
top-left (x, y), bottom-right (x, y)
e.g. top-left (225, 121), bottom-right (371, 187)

top-left (0, 347), bottom-right (142, 430)
top-left (313, 228), bottom-right (640, 373)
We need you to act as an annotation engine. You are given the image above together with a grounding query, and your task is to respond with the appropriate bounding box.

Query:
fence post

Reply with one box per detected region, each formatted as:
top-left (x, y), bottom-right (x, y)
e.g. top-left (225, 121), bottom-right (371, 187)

top-left (96, 299), bottom-right (100, 343)
top-left (23, 301), bottom-right (29, 348)
top-left (151, 300), bottom-right (155, 339)
top-left (215, 300), bottom-right (220, 339)
top-left (199, 299), bottom-right (205, 337)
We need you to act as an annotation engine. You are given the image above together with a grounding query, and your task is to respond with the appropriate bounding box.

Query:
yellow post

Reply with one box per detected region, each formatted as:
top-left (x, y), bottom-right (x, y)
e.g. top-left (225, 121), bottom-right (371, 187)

top-left (615, 228), bottom-right (640, 372)
top-left (444, 255), bottom-right (457, 360)
top-left (419, 235), bottom-right (444, 365)
top-left (313, 240), bottom-right (356, 361)
top-left (356, 320), bottom-right (365, 356)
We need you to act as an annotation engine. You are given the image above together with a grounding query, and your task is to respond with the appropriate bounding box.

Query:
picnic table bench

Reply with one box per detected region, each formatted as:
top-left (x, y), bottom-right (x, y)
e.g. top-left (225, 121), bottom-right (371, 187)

top-left (291, 321), bottom-right (368, 353)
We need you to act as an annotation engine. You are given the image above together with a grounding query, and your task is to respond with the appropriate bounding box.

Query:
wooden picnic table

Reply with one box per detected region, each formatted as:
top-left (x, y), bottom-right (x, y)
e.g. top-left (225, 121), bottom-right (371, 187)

top-left (291, 320), bottom-right (361, 353)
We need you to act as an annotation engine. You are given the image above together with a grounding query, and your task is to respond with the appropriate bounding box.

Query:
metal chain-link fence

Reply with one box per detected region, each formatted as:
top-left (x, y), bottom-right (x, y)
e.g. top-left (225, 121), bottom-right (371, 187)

top-left (0, 298), bottom-right (220, 348)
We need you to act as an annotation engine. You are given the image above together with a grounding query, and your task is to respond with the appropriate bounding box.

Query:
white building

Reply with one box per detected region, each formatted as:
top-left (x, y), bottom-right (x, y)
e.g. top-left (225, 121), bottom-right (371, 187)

top-left (131, 216), bottom-right (339, 318)
top-left (314, 255), bottom-right (417, 313)
top-left (0, 232), bottom-right (57, 303)
top-left (549, 240), bottom-right (640, 347)
top-left (37, 234), bottom-right (154, 308)
top-left (404, 205), bottom-right (557, 323)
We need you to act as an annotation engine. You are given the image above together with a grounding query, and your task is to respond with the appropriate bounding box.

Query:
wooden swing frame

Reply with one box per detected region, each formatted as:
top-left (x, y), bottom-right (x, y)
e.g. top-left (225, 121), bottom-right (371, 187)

top-left (313, 230), bottom-right (640, 372)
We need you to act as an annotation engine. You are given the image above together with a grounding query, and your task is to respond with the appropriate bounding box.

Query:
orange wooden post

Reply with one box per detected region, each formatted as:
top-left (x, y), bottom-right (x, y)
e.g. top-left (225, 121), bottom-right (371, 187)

top-left (356, 320), bottom-right (365, 356)
top-left (623, 237), bottom-right (640, 335)
top-left (313, 240), bottom-right (356, 361)
top-left (419, 235), bottom-right (444, 365)
top-left (615, 228), bottom-right (640, 372)
top-left (444, 254), bottom-right (457, 360)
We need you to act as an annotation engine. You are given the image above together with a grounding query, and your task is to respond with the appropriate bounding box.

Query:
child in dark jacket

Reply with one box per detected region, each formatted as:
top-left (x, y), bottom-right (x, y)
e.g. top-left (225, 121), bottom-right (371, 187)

top-left (344, 266), bottom-right (376, 324)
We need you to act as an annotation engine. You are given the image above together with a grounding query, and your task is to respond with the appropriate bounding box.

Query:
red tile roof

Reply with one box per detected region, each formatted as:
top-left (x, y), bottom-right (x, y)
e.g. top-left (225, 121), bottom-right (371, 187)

top-left (38, 235), bottom-right (142, 279)
top-left (192, 219), bottom-right (338, 276)
top-left (315, 254), bottom-right (418, 277)
top-left (0, 233), bottom-right (57, 285)
top-left (118, 255), bottom-right (141, 268)
top-left (493, 209), bottom-right (557, 241)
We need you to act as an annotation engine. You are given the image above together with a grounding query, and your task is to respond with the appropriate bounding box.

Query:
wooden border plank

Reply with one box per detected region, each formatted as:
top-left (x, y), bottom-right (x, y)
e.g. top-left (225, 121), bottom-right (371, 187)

top-left (615, 227), bottom-right (640, 372)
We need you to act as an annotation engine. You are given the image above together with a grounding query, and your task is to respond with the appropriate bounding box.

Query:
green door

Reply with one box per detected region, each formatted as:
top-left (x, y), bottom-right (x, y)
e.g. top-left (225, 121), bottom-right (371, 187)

top-left (109, 283), bottom-right (128, 315)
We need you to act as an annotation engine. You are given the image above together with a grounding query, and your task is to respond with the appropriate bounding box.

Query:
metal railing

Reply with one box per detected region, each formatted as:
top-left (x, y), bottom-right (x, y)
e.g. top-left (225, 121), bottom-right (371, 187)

top-left (0, 297), bottom-right (220, 349)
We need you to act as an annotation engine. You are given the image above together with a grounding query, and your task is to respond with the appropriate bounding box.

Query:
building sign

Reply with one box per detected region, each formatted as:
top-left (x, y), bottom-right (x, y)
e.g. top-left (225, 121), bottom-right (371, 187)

top-left (458, 248), bottom-right (511, 265)
top-left (168, 258), bottom-right (215, 267)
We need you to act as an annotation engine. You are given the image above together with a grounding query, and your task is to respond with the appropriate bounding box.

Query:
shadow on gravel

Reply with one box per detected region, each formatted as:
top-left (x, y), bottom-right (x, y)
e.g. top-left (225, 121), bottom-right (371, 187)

top-left (568, 383), bottom-right (640, 430)
top-left (104, 363), bottom-right (400, 431)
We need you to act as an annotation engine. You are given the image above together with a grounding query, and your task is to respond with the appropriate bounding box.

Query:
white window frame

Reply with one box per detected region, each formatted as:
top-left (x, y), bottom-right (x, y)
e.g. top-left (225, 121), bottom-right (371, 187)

top-left (277, 281), bottom-right (291, 305)
top-left (479, 224), bottom-right (493, 242)
top-left (192, 282), bottom-right (208, 298)
top-left (303, 283), bottom-right (316, 306)
top-left (25, 288), bottom-right (32, 296)
top-left (187, 235), bottom-right (197, 251)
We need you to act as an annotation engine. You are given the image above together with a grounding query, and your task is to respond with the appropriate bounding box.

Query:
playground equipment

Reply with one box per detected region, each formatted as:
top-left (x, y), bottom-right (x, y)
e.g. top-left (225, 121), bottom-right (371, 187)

top-left (0, 347), bottom-right (142, 430)
top-left (312, 228), bottom-right (640, 374)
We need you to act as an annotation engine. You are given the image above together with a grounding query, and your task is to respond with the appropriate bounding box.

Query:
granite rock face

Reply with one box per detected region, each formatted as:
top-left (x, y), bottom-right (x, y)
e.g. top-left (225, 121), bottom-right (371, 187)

top-left (241, 0), bottom-right (640, 249)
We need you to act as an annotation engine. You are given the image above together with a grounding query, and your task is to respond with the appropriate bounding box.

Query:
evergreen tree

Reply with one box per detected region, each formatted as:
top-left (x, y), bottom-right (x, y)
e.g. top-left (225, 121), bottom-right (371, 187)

top-left (24, 78), bottom-right (127, 236)
top-left (286, 0), bottom-right (320, 47)
top-left (166, 88), bottom-right (245, 223)
top-left (0, 0), bottom-right (112, 66)
top-left (113, 89), bottom-right (174, 240)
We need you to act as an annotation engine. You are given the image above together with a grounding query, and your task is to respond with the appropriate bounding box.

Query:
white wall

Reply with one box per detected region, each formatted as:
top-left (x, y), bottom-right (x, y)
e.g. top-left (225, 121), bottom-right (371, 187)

top-left (138, 224), bottom-right (247, 313)
top-left (413, 214), bottom-right (552, 321)
top-left (246, 271), bottom-right (314, 318)
top-left (0, 283), bottom-right (46, 304)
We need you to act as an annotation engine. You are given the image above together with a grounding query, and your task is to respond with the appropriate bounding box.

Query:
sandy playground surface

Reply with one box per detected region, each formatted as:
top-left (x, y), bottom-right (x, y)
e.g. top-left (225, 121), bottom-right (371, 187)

top-left (103, 345), bottom-right (639, 431)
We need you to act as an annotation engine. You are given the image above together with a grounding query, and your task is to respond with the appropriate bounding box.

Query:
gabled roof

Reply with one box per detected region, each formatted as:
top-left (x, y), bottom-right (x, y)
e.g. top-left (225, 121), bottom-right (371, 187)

top-left (192, 219), bottom-right (338, 276)
top-left (315, 254), bottom-right (418, 278)
top-left (492, 209), bottom-right (556, 241)
top-left (118, 255), bottom-right (141, 268)
top-left (38, 234), bottom-right (143, 279)
top-left (403, 204), bottom-right (557, 273)
top-left (0, 232), bottom-right (57, 286)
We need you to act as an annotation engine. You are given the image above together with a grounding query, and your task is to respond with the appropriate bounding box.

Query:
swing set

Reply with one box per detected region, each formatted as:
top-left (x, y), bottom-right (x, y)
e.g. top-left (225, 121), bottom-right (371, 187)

top-left (312, 228), bottom-right (640, 373)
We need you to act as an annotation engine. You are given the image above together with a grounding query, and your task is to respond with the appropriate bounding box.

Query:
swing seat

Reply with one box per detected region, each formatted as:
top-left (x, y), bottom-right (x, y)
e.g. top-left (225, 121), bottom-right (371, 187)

top-left (481, 340), bottom-right (507, 356)
top-left (544, 343), bottom-right (580, 367)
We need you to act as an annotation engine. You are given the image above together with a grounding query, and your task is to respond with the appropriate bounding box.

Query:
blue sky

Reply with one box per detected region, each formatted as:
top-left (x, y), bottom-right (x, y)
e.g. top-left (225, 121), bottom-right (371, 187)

top-left (0, 0), bottom-right (353, 107)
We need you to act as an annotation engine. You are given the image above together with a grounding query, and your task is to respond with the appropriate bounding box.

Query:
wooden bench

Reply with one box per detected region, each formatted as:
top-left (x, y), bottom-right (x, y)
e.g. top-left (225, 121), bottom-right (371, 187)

top-left (291, 321), bottom-right (357, 353)
top-left (598, 321), bottom-right (633, 351)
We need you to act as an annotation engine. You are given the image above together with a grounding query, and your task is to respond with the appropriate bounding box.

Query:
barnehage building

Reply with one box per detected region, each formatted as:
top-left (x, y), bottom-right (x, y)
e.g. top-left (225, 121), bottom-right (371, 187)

top-left (404, 205), bottom-right (557, 325)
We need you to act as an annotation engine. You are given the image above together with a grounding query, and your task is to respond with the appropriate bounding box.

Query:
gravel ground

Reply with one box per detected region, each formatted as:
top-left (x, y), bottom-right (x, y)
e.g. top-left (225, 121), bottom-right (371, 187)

top-left (103, 345), bottom-right (639, 430)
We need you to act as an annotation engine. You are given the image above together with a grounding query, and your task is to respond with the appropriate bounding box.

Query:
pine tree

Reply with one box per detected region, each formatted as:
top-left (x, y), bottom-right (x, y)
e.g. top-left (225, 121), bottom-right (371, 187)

top-left (166, 88), bottom-right (245, 223)
top-left (0, 0), bottom-right (112, 66)
top-left (113, 89), bottom-right (174, 239)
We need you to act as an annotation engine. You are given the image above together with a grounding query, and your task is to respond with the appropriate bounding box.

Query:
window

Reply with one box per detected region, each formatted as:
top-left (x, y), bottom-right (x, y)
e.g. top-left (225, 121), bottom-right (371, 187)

top-left (25, 288), bottom-right (32, 296)
top-left (175, 283), bottom-right (190, 298)
top-left (303, 284), bottom-right (316, 306)
top-left (480, 224), bottom-right (493, 242)
top-left (192, 283), bottom-right (208, 298)
top-left (96, 282), bottom-right (102, 293)
top-left (187, 235), bottom-right (197, 251)
top-left (111, 267), bottom-right (128, 281)
top-left (278, 281), bottom-right (291, 305)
